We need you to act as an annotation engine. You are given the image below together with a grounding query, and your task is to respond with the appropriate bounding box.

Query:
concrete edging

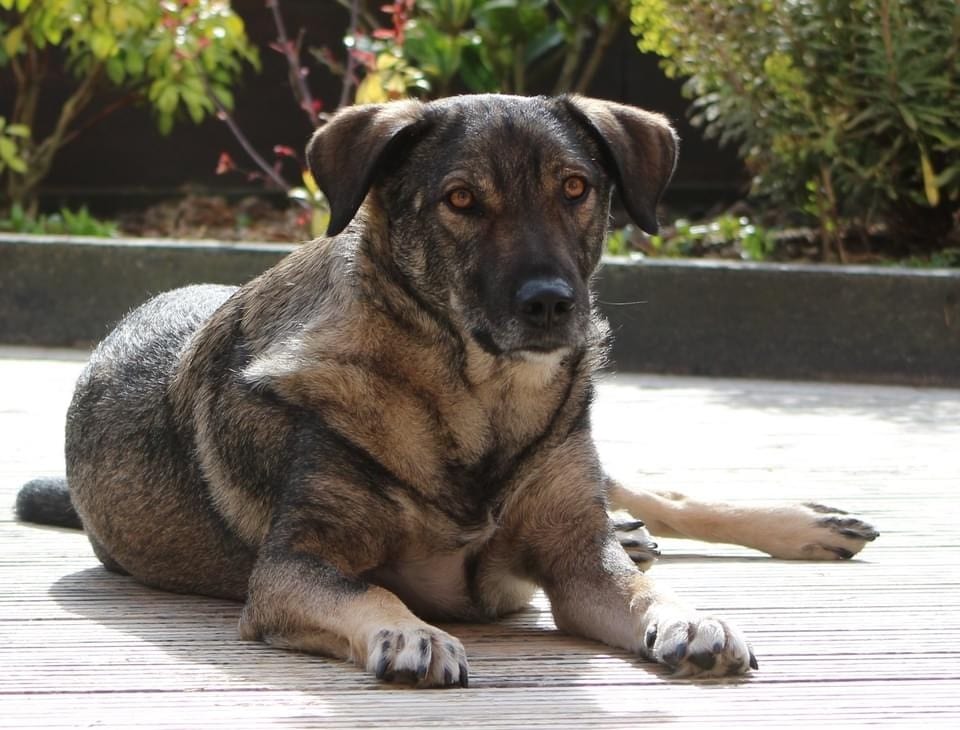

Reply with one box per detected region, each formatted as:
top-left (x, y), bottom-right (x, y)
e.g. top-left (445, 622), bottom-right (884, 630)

top-left (2, 234), bottom-right (958, 385)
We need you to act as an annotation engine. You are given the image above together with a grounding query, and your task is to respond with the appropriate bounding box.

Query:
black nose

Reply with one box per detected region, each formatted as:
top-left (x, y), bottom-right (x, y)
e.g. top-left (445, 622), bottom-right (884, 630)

top-left (515, 278), bottom-right (575, 329)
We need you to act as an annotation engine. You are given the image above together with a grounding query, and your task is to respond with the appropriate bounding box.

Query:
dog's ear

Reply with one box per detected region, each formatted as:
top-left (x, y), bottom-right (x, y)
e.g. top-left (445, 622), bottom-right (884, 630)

top-left (562, 95), bottom-right (679, 234)
top-left (306, 100), bottom-right (427, 236)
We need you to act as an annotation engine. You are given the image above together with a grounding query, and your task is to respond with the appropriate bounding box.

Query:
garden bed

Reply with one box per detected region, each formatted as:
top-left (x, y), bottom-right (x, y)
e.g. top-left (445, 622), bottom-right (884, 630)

top-left (1, 233), bottom-right (958, 386)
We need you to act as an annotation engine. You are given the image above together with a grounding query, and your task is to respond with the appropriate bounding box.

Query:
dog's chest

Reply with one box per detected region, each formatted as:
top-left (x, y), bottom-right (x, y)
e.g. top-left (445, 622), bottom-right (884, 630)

top-left (371, 548), bottom-right (474, 618)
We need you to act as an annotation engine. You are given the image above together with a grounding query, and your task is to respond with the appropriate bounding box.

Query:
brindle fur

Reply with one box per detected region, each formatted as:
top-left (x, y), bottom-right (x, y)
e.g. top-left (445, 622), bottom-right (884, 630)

top-left (16, 95), bottom-right (877, 687)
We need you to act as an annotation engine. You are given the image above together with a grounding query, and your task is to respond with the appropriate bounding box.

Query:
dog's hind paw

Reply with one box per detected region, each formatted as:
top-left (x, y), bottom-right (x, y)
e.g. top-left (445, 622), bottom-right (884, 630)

top-left (366, 624), bottom-right (469, 688)
top-left (750, 503), bottom-right (879, 560)
top-left (641, 605), bottom-right (756, 678)
top-left (611, 511), bottom-right (660, 570)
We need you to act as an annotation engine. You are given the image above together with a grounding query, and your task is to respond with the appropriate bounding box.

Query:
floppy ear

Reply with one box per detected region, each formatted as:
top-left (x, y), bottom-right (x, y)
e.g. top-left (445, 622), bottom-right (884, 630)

top-left (562, 95), bottom-right (679, 234)
top-left (306, 100), bottom-right (427, 236)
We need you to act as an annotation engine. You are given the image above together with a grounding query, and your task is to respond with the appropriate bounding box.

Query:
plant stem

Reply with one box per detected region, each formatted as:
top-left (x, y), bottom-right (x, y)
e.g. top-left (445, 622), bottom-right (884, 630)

top-left (8, 57), bottom-right (104, 210)
top-left (574, 11), bottom-right (624, 95)
top-left (60, 89), bottom-right (143, 148)
top-left (266, 0), bottom-right (321, 127)
top-left (553, 26), bottom-right (586, 95)
top-left (338, 0), bottom-right (362, 109)
top-left (819, 163), bottom-right (846, 263)
top-left (200, 71), bottom-right (292, 193)
top-left (333, 0), bottom-right (379, 32)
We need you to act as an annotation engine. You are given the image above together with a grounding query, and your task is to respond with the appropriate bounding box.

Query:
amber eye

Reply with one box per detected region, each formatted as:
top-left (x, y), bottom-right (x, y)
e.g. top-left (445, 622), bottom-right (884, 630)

top-left (563, 176), bottom-right (588, 200)
top-left (447, 188), bottom-right (475, 210)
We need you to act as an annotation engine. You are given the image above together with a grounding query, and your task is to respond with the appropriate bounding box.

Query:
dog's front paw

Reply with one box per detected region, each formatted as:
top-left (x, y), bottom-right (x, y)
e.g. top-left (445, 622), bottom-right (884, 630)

top-left (641, 605), bottom-right (756, 678)
top-left (756, 503), bottom-right (879, 560)
top-left (366, 624), bottom-right (469, 688)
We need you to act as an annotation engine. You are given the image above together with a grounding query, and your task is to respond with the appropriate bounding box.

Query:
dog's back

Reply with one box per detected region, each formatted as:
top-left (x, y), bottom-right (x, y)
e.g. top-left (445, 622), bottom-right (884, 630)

top-left (62, 284), bottom-right (256, 597)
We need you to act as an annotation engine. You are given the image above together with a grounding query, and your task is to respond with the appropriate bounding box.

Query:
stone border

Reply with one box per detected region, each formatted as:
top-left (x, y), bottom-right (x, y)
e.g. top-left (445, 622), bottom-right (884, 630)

top-left (2, 234), bottom-right (958, 385)
top-left (596, 259), bottom-right (960, 386)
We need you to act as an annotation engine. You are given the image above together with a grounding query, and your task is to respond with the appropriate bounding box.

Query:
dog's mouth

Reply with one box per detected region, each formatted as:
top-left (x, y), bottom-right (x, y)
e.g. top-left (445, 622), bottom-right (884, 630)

top-left (470, 327), bottom-right (577, 359)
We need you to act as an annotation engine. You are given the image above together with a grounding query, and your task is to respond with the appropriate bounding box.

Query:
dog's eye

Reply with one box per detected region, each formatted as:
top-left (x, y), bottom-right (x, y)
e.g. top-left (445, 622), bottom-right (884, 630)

top-left (447, 188), bottom-right (475, 210)
top-left (563, 176), bottom-right (588, 201)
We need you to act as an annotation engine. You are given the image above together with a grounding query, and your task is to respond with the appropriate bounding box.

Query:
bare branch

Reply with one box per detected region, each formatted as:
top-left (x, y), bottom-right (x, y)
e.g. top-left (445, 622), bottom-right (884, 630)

top-left (200, 71), bottom-right (293, 193)
top-left (266, 0), bottom-right (321, 127)
top-left (338, 0), bottom-right (362, 109)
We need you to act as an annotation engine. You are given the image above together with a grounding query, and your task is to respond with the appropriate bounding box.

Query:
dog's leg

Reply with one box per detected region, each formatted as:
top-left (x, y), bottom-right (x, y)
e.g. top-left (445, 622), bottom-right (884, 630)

top-left (552, 551), bottom-right (756, 677)
top-left (607, 480), bottom-right (879, 560)
top-left (506, 455), bottom-right (755, 677)
top-left (238, 538), bottom-right (469, 688)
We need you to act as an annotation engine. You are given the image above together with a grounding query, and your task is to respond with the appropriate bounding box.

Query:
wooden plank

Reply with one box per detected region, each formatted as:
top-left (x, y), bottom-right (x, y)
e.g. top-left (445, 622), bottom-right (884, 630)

top-left (2, 346), bottom-right (959, 727)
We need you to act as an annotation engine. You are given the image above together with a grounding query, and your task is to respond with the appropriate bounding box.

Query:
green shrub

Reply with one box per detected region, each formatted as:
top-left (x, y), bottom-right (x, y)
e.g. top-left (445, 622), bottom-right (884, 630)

top-left (648, 215), bottom-right (774, 260)
top-left (631, 0), bottom-right (960, 257)
top-left (357, 0), bottom-right (631, 99)
top-left (0, 202), bottom-right (117, 236)
top-left (0, 0), bottom-right (258, 210)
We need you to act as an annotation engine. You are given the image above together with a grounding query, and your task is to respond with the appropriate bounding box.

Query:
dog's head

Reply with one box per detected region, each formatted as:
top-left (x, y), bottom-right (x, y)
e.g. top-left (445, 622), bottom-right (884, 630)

top-left (307, 95), bottom-right (677, 357)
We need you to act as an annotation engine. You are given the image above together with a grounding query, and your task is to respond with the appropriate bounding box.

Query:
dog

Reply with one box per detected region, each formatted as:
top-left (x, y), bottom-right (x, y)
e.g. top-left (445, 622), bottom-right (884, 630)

top-left (15, 95), bottom-right (878, 687)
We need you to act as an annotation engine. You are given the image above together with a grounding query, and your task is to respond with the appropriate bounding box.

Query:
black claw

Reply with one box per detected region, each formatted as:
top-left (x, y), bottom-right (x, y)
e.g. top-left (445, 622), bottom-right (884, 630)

top-left (615, 519), bottom-right (645, 531)
top-left (459, 662), bottom-right (469, 688)
top-left (375, 653), bottom-right (390, 680)
top-left (443, 668), bottom-right (453, 685)
top-left (749, 652), bottom-right (759, 671)
top-left (688, 652), bottom-right (717, 671)
top-left (645, 625), bottom-right (658, 650)
top-left (620, 539), bottom-right (642, 548)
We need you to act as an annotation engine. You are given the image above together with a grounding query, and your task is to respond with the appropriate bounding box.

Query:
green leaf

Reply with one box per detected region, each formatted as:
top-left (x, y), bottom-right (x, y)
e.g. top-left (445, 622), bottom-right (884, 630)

top-left (525, 26), bottom-right (564, 65)
top-left (125, 50), bottom-right (144, 77)
top-left (90, 31), bottom-right (115, 60)
top-left (0, 136), bottom-right (19, 166)
top-left (3, 25), bottom-right (23, 57)
top-left (920, 148), bottom-right (940, 207)
top-left (458, 44), bottom-right (498, 92)
top-left (156, 113), bottom-right (174, 136)
top-left (898, 105), bottom-right (918, 132)
top-left (106, 56), bottom-right (125, 85)
top-left (156, 85), bottom-right (179, 115)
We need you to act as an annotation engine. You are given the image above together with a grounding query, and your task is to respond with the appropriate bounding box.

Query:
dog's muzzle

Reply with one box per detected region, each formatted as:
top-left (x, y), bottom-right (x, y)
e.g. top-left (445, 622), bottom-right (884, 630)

top-left (514, 278), bottom-right (575, 330)
top-left (504, 276), bottom-right (582, 353)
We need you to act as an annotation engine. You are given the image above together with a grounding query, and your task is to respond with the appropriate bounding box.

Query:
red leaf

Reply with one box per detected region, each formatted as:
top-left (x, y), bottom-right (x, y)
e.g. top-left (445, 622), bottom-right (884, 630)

top-left (274, 145), bottom-right (297, 158)
top-left (215, 152), bottom-right (235, 175)
top-left (269, 41), bottom-right (295, 54)
top-left (372, 28), bottom-right (396, 40)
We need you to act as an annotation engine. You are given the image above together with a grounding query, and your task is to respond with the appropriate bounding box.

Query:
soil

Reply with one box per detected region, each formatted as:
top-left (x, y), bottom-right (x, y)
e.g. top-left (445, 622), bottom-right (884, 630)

top-left (116, 194), bottom-right (959, 267)
top-left (117, 195), bottom-right (310, 243)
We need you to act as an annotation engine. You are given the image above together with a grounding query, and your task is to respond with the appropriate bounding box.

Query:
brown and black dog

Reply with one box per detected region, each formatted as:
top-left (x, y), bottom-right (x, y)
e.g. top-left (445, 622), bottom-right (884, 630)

top-left (16, 95), bottom-right (877, 687)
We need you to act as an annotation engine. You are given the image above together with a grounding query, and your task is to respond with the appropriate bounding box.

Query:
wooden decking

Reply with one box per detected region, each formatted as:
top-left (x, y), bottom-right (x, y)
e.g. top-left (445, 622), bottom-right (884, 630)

top-left (2, 346), bottom-right (958, 727)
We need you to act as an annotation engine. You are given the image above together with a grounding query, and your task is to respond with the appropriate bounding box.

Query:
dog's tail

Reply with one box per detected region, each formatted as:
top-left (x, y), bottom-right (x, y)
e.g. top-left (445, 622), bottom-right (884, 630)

top-left (15, 477), bottom-right (83, 530)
